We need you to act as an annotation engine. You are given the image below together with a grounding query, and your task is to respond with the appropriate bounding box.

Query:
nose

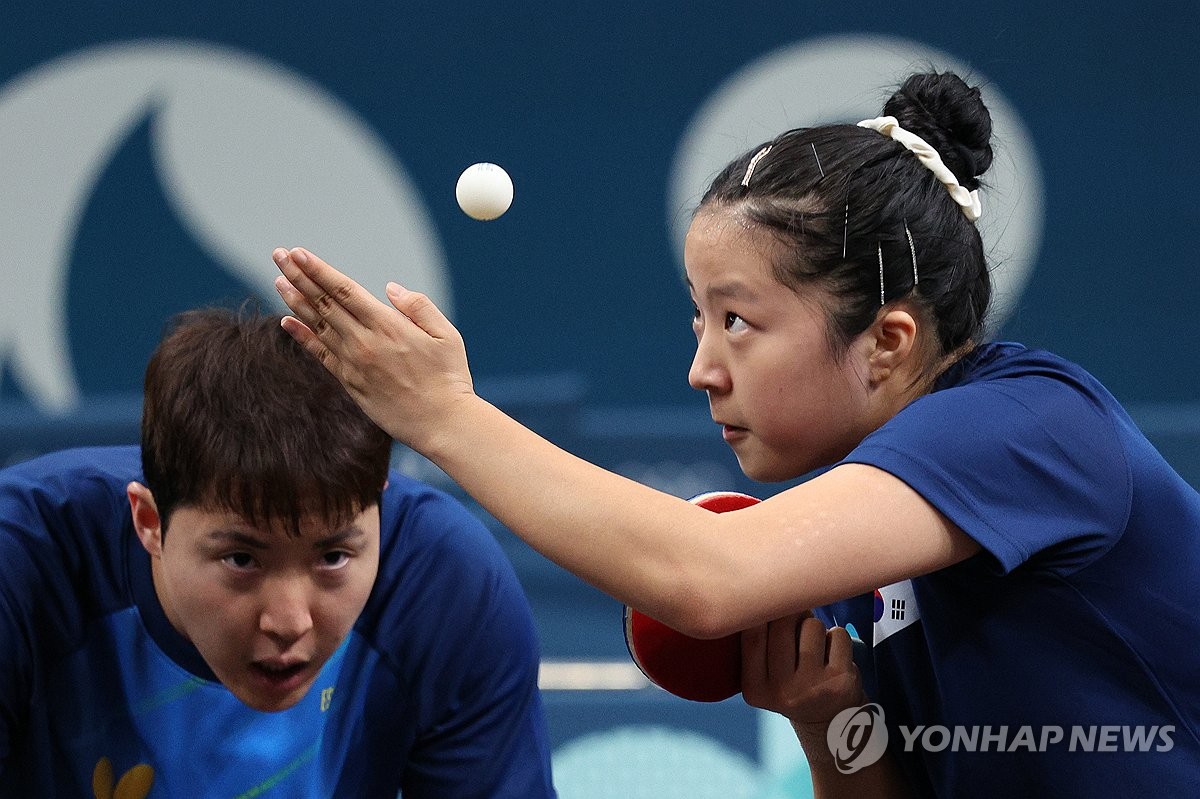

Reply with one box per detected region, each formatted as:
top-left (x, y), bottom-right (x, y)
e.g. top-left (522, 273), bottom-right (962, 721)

top-left (688, 334), bottom-right (729, 394)
top-left (259, 578), bottom-right (314, 644)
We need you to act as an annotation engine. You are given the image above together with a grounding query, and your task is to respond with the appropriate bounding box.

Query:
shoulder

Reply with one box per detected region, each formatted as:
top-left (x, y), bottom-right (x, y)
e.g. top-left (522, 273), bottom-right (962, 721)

top-left (356, 473), bottom-right (541, 715)
top-left (0, 447), bottom-right (138, 664)
top-left (1, 445), bottom-right (138, 550)
top-left (935, 341), bottom-right (1114, 403)
top-left (894, 342), bottom-right (1127, 448)
top-left (376, 471), bottom-right (509, 574)
top-left (362, 471), bottom-right (535, 646)
top-left (849, 344), bottom-right (1135, 573)
top-left (1, 445), bottom-right (142, 502)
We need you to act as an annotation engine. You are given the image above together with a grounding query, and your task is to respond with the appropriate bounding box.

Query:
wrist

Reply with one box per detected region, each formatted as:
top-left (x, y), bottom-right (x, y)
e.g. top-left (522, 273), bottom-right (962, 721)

top-left (789, 693), bottom-right (871, 765)
top-left (413, 391), bottom-right (489, 462)
top-left (792, 719), bottom-right (835, 765)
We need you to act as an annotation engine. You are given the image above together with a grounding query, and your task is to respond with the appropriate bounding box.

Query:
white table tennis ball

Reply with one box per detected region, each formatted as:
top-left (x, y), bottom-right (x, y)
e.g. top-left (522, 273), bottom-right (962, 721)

top-left (456, 162), bottom-right (514, 221)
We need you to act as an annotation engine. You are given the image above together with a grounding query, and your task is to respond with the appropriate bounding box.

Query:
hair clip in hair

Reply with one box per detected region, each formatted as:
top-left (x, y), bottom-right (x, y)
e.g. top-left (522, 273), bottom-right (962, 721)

top-left (810, 143), bottom-right (825, 178)
top-left (877, 243), bottom-right (886, 306)
top-left (857, 116), bottom-right (982, 221)
top-left (904, 220), bottom-right (918, 286)
top-left (741, 144), bottom-right (774, 187)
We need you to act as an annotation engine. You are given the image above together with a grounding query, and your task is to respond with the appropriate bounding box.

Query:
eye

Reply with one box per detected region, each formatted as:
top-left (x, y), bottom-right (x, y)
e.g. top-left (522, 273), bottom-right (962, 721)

top-left (725, 312), bottom-right (749, 333)
top-left (319, 550), bottom-right (352, 570)
top-left (222, 552), bottom-right (257, 571)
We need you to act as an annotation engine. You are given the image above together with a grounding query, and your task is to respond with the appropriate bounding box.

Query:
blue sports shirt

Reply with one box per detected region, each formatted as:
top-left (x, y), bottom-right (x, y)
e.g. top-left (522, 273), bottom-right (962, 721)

top-left (0, 446), bottom-right (556, 798)
top-left (820, 342), bottom-right (1200, 796)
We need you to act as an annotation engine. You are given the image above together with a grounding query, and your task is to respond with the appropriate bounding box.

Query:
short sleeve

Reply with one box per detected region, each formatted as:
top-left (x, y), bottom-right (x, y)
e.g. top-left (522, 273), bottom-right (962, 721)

top-left (0, 481), bottom-right (38, 768)
top-left (0, 448), bottom-right (135, 771)
top-left (369, 479), bottom-right (556, 798)
top-left (843, 374), bottom-right (1132, 575)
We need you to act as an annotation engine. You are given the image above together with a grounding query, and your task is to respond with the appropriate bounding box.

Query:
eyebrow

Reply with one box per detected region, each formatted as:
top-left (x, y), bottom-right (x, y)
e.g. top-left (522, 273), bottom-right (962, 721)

top-left (203, 526), bottom-right (368, 550)
top-left (204, 530), bottom-right (269, 550)
top-left (686, 277), bottom-right (758, 301)
top-left (312, 528), bottom-right (368, 549)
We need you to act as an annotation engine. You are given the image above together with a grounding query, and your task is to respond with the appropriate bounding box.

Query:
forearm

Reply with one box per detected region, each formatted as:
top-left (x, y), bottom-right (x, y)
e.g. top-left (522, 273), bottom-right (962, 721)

top-left (416, 396), bottom-right (917, 636)
top-left (795, 722), bottom-right (913, 799)
top-left (416, 395), bottom-right (747, 634)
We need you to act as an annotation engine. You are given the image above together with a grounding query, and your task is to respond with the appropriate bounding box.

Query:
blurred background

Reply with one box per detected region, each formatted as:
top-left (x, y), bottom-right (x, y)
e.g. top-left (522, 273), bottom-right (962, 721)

top-left (2, 2), bottom-right (1197, 796)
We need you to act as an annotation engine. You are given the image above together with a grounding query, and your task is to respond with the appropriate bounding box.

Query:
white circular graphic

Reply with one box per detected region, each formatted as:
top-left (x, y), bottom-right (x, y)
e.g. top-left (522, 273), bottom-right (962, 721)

top-left (552, 725), bottom-right (762, 798)
top-left (0, 40), bottom-right (449, 411)
top-left (826, 703), bottom-right (890, 774)
top-left (668, 34), bottom-right (1043, 334)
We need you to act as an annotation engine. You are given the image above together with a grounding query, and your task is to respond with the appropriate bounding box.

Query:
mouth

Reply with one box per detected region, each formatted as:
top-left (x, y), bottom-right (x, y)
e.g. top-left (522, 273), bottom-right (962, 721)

top-left (249, 659), bottom-right (312, 693)
top-left (719, 423), bottom-right (749, 443)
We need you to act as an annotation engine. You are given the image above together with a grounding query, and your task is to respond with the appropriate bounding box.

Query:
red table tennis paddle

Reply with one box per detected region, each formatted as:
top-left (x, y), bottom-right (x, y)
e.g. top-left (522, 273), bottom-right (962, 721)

top-left (623, 490), bottom-right (760, 702)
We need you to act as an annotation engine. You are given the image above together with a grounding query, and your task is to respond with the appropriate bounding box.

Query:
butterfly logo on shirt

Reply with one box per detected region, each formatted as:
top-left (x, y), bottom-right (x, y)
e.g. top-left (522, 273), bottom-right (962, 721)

top-left (92, 756), bottom-right (154, 799)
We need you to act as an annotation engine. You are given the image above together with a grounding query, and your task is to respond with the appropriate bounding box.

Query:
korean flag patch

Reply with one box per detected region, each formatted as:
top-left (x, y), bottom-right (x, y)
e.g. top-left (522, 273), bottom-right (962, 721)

top-left (873, 580), bottom-right (920, 646)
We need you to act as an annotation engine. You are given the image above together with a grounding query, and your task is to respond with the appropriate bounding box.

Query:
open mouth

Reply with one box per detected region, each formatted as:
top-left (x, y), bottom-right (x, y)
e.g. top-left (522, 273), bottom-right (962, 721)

top-left (251, 661), bottom-right (309, 690)
top-left (721, 425), bottom-right (748, 442)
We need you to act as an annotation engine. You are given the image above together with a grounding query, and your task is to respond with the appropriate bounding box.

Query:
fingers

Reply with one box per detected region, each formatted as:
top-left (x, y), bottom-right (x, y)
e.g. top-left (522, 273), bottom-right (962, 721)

top-left (741, 622), bottom-right (769, 685)
top-left (742, 613), bottom-right (867, 724)
top-left (278, 314), bottom-right (335, 367)
top-left (747, 612), bottom-right (854, 682)
top-left (274, 273), bottom-right (337, 365)
top-left (796, 614), bottom-right (830, 672)
top-left (745, 611), bottom-right (816, 684)
top-left (766, 613), bottom-right (806, 678)
top-left (384, 282), bottom-right (459, 342)
top-left (272, 247), bottom-right (384, 335)
top-left (273, 275), bottom-right (321, 333)
top-left (825, 625), bottom-right (855, 669)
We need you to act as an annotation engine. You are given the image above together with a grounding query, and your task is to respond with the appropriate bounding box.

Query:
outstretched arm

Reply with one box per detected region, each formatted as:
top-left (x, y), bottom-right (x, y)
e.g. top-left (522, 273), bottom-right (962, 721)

top-left (272, 248), bottom-right (978, 636)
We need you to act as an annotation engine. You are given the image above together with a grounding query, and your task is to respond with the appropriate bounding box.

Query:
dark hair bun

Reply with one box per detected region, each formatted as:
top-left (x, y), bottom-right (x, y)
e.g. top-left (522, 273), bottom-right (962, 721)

top-left (882, 72), bottom-right (993, 190)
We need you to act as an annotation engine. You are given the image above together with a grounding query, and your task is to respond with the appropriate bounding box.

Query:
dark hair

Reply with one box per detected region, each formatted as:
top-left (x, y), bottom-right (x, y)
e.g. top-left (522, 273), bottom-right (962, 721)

top-left (140, 307), bottom-right (393, 535)
top-left (698, 71), bottom-right (993, 359)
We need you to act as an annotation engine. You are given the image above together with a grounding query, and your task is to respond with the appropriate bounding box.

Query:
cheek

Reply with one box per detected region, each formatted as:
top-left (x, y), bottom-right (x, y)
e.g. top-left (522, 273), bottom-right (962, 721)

top-left (323, 562), bottom-right (378, 632)
top-left (162, 562), bottom-right (214, 619)
top-left (759, 363), bottom-right (862, 444)
top-left (348, 564), bottom-right (379, 617)
top-left (159, 556), bottom-right (251, 630)
top-left (174, 590), bottom-right (256, 665)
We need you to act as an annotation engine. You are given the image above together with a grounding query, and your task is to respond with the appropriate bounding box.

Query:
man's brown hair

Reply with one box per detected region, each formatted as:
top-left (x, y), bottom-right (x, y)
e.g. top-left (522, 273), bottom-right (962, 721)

top-left (140, 307), bottom-right (392, 534)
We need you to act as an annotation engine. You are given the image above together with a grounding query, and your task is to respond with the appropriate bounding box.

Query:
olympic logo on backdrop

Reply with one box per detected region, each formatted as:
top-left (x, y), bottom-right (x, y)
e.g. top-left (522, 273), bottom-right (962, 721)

top-left (827, 703), bottom-right (890, 773)
top-left (0, 40), bottom-right (449, 413)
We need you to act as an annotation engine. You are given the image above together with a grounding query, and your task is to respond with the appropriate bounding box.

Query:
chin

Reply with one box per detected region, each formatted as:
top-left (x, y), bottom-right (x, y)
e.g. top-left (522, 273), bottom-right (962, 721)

top-left (736, 456), bottom-right (788, 483)
top-left (223, 672), bottom-right (317, 713)
top-left (234, 687), bottom-right (310, 713)
top-left (737, 451), bottom-right (827, 483)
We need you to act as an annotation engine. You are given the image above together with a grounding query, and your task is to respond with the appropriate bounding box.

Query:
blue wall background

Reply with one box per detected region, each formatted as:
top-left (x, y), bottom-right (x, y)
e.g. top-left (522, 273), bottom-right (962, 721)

top-left (2, 2), bottom-right (1198, 796)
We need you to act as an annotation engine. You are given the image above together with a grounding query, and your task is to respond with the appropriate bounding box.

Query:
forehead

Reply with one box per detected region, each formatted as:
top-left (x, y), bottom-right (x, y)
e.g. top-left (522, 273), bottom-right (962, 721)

top-left (169, 503), bottom-right (379, 541)
top-left (685, 208), bottom-right (782, 280)
top-left (684, 207), bottom-right (841, 330)
top-left (686, 208), bottom-right (802, 302)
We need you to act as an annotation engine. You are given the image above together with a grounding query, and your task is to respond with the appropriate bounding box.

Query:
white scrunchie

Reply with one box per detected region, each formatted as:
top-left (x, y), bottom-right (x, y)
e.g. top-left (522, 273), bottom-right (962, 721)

top-left (857, 116), bottom-right (982, 222)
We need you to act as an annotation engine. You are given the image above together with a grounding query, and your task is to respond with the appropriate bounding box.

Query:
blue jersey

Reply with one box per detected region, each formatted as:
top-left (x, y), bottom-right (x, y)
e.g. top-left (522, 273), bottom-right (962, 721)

top-left (820, 342), bottom-right (1200, 796)
top-left (0, 446), bottom-right (555, 798)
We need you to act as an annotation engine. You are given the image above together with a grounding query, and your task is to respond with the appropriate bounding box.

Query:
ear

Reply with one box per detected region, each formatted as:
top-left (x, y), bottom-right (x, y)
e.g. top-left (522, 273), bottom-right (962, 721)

top-left (866, 306), bottom-right (919, 385)
top-left (127, 482), bottom-right (164, 558)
